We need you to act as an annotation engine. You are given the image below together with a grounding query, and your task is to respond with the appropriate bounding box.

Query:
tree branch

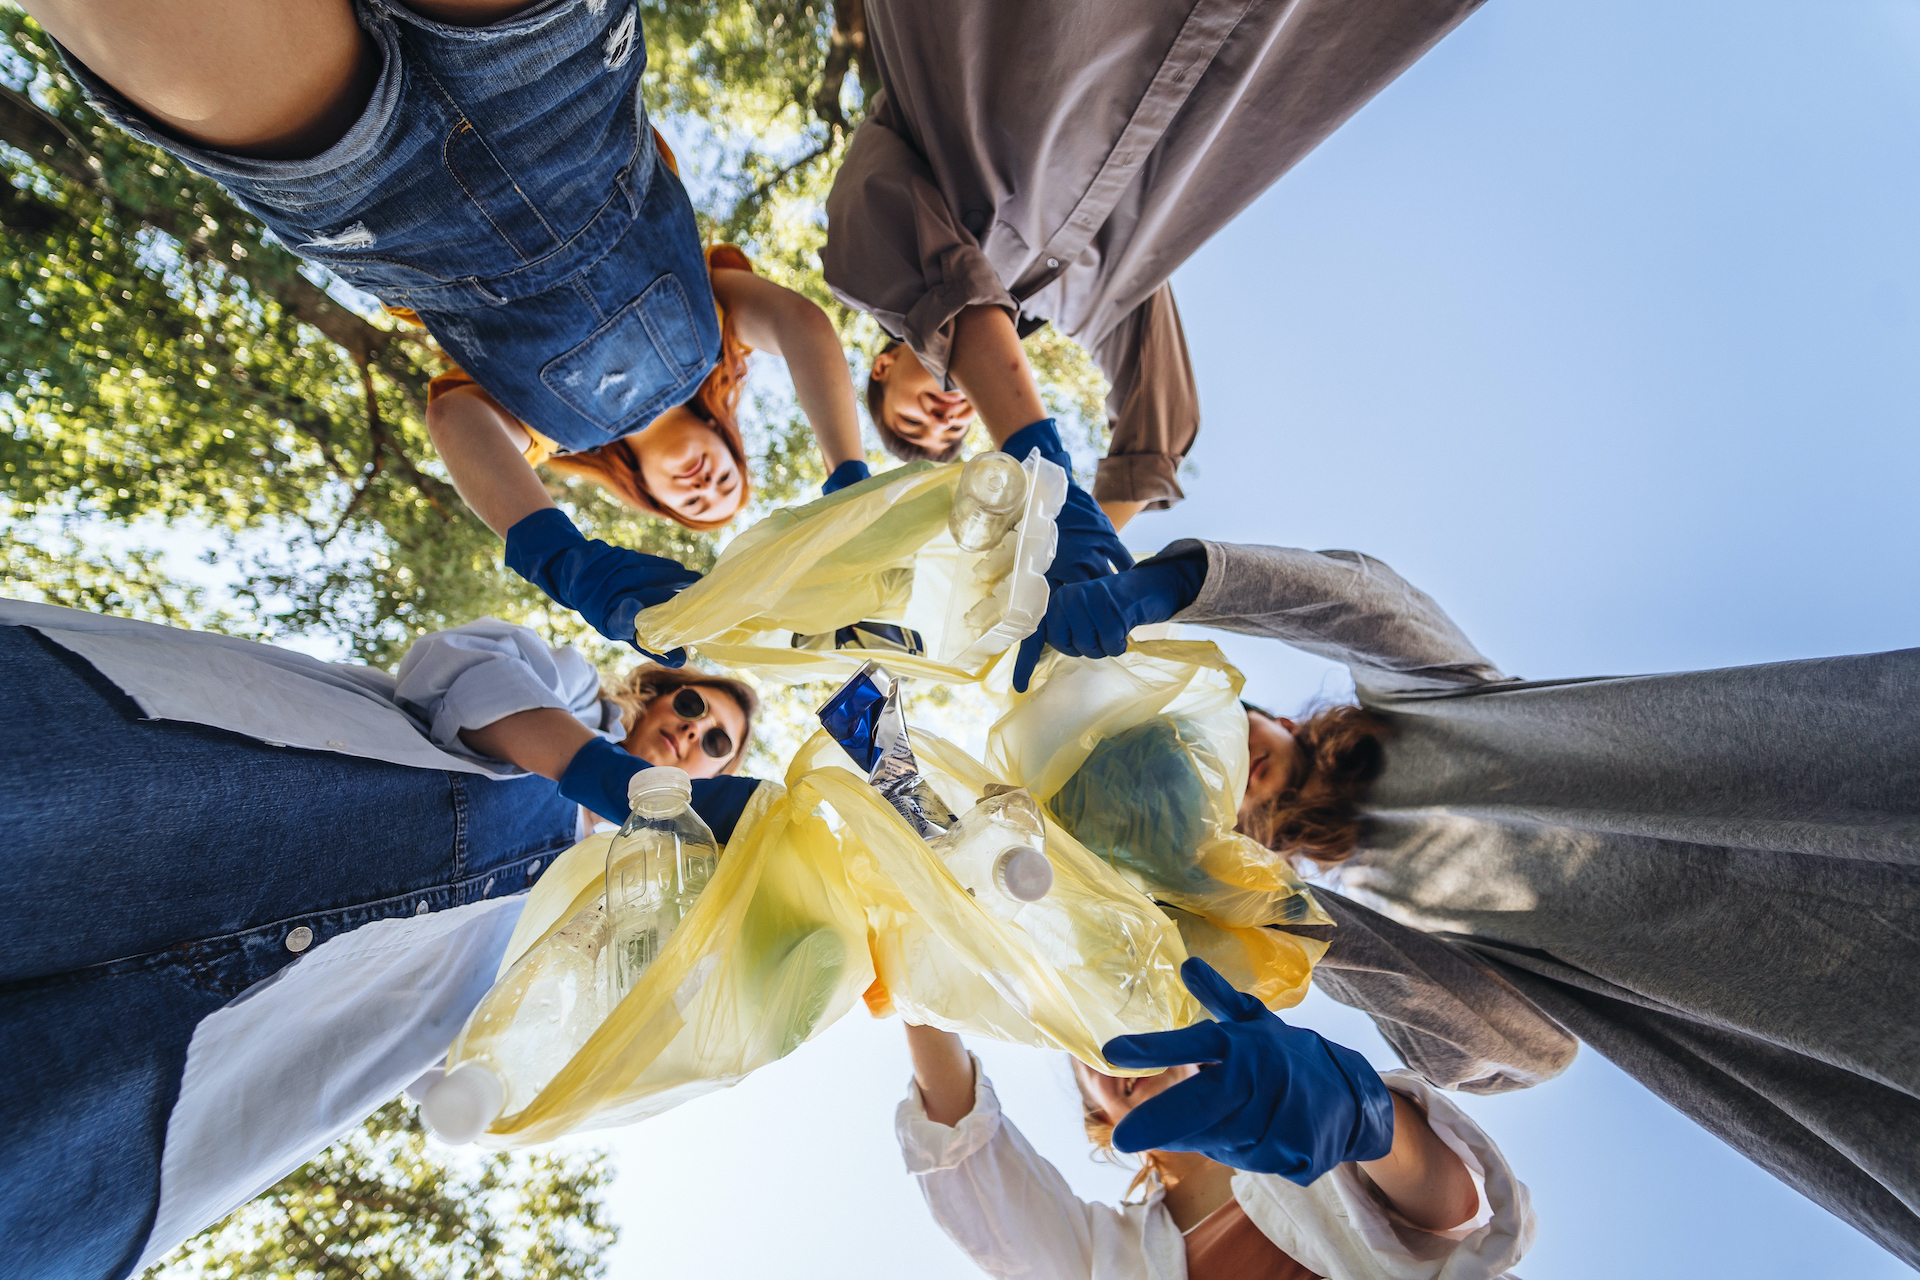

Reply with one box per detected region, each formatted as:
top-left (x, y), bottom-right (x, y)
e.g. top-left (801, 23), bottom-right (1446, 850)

top-left (812, 0), bottom-right (868, 130)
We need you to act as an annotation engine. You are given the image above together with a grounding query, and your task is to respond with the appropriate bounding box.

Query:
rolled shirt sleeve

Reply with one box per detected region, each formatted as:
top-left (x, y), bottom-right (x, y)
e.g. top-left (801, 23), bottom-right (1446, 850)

top-left (1091, 285), bottom-right (1198, 509)
top-left (1169, 540), bottom-right (1508, 696)
top-left (1238, 1071), bottom-right (1535, 1280)
top-left (391, 620), bottom-right (623, 772)
top-left (823, 104), bottom-right (1016, 389)
top-left (896, 1055), bottom-right (1174, 1280)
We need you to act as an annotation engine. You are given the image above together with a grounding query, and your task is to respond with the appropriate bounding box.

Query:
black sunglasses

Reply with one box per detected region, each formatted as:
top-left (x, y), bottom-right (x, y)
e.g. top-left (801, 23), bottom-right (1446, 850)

top-left (670, 687), bottom-right (735, 760)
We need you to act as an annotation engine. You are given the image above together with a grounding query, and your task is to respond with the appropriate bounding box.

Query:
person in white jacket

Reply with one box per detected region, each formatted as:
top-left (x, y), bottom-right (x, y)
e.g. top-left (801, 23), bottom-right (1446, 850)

top-left (897, 959), bottom-right (1534, 1280)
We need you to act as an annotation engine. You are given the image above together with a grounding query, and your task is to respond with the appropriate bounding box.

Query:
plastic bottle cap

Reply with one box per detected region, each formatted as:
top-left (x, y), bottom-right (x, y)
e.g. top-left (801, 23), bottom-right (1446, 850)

top-left (994, 846), bottom-right (1054, 902)
top-left (628, 765), bottom-right (692, 813)
top-left (419, 1061), bottom-right (505, 1145)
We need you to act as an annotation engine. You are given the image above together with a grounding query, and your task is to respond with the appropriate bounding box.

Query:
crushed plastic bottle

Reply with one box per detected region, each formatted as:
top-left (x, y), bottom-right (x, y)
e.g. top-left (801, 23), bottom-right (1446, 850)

top-left (606, 766), bottom-right (720, 1000)
top-left (930, 785), bottom-right (1054, 920)
top-left (419, 899), bottom-right (609, 1144)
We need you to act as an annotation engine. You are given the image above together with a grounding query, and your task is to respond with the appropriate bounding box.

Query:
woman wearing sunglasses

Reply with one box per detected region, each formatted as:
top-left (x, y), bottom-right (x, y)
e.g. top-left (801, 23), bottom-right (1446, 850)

top-left (392, 621), bottom-right (762, 834)
top-left (0, 603), bottom-right (769, 1278)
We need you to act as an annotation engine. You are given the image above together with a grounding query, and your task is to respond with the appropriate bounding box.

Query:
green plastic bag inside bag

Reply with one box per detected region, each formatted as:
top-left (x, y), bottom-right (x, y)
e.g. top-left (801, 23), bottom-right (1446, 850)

top-left (988, 640), bottom-right (1330, 1007)
top-left (631, 455), bottom-right (1065, 687)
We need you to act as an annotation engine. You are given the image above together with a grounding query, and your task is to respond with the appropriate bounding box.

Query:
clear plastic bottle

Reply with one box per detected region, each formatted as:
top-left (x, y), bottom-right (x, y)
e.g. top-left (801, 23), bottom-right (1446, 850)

top-left (929, 785), bottom-right (1055, 920)
top-left (420, 899), bottom-right (609, 1144)
top-left (947, 452), bottom-right (1029, 552)
top-left (605, 766), bottom-right (721, 1000)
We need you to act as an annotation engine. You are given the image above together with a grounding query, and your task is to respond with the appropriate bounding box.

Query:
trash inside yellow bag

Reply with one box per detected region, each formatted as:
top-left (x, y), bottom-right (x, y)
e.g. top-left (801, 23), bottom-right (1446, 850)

top-left (443, 718), bottom-right (1206, 1146)
top-left (448, 782), bottom-right (874, 1146)
top-left (788, 727), bottom-right (1200, 1066)
top-left (988, 640), bottom-right (1330, 1006)
top-left (631, 456), bottom-right (1064, 686)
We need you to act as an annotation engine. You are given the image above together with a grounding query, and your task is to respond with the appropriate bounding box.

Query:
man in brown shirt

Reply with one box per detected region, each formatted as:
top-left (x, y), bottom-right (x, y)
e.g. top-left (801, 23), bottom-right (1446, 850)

top-left (824, 0), bottom-right (1487, 528)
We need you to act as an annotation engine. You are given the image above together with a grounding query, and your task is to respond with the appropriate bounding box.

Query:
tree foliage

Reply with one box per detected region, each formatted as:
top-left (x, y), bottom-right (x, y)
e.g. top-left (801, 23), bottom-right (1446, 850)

top-left (0, 2), bottom-right (1106, 665)
top-left (139, 1101), bottom-right (616, 1280)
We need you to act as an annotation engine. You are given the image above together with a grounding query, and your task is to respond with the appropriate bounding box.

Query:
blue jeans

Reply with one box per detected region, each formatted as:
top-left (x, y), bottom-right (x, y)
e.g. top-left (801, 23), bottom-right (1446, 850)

top-left (0, 628), bottom-right (579, 1280)
top-left (61, 0), bottom-right (718, 452)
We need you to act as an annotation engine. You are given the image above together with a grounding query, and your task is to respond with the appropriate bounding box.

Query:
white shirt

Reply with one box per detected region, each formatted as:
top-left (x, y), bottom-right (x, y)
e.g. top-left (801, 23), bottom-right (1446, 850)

top-left (897, 1061), bottom-right (1534, 1280)
top-left (0, 601), bottom-right (614, 1267)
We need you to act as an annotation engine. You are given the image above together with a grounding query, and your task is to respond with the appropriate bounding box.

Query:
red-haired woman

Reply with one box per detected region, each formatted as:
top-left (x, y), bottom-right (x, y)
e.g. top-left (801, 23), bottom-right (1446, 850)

top-left (1027, 538), bottom-right (1920, 1265)
top-left (23, 1), bottom-right (869, 662)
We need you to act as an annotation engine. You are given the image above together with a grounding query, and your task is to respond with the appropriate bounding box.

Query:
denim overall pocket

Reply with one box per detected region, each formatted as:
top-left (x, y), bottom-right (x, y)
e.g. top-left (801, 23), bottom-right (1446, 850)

top-left (540, 273), bottom-right (709, 432)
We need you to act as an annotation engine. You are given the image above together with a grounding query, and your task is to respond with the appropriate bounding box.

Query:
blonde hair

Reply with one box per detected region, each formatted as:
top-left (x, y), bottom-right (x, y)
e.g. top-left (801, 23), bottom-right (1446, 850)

top-left (601, 664), bottom-right (760, 774)
top-left (1071, 1058), bottom-right (1175, 1203)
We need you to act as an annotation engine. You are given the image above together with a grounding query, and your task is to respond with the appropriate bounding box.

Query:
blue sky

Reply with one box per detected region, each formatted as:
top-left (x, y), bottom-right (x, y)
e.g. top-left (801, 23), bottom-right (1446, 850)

top-left (576, 1), bottom-right (1920, 1275)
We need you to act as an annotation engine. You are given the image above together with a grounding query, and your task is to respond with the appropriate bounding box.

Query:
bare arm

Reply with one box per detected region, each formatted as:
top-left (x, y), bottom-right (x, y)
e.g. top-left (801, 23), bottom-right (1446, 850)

top-left (1358, 1092), bottom-right (1481, 1232)
top-left (458, 707), bottom-right (597, 783)
top-left (946, 306), bottom-right (1048, 446)
top-left (712, 269), bottom-right (865, 472)
top-left (904, 1023), bottom-right (976, 1126)
top-left (425, 384), bottom-right (555, 538)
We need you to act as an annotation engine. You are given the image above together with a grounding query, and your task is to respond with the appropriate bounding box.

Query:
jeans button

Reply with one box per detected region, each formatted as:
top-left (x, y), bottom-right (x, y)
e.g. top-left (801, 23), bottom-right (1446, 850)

top-left (416, 900), bottom-right (429, 916)
top-left (285, 926), bottom-right (314, 953)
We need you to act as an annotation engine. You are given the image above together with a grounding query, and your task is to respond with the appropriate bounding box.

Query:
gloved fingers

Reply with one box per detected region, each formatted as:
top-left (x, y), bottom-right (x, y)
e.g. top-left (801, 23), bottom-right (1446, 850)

top-left (1011, 630), bottom-right (1045, 694)
top-left (1057, 586), bottom-right (1127, 657)
top-left (637, 644), bottom-right (689, 669)
top-left (1180, 957), bottom-right (1273, 1024)
top-left (1109, 1066), bottom-right (1242, 1154)
top-left (1101, 1020), bottom-right (1233, 1070)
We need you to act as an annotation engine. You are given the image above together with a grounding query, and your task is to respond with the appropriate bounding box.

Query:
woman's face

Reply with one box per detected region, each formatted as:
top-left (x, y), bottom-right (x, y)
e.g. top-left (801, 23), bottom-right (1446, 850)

top-left (634, 405), bottom-right (744, 523)
top-left (1239, 709), bottom-right (1300, 828)
top-left (1077, 1061), bottom-right (1200, 1130)
top-left (874, 346), bottom-right (975, 451)
top-left (621, 684), bottom-right (749, 778)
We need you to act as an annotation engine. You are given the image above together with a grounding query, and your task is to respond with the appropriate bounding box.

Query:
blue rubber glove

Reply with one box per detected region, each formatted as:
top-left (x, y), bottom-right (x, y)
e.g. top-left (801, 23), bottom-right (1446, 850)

top-left (557, 735), bottom-right (648, 825)
top-left (1035, 547), bottom-right (1205, 661)
top-left (822, 459), bottom-right (872, 495)
top-left (504, 507), bottom-right (700, 665)
top-left (1102, 958), bottom-right (1396, 1185)
top-left (557, 736), bottom-right (763, 842)
top-left (1002, 419), bottom-right (1134, 692)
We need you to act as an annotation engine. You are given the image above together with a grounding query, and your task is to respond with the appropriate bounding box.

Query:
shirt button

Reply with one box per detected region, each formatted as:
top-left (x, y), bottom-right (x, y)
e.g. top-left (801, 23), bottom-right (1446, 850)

top-left (1046, 257), bottom-right (1059, 269)
top-left (285, 926), bottom-right (314, 953)
top-left (327, 739), bottom-right (348, 750)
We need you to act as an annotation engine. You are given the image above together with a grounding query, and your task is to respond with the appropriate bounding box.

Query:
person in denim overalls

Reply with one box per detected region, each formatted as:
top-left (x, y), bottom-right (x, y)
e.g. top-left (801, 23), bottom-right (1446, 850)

top-left (30, 0), bottom-right (874, 657)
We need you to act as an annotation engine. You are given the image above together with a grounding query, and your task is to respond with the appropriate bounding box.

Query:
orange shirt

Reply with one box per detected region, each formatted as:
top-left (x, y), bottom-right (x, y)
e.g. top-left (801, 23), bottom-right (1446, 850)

top-left (388, 130), bottom-right (750, 466)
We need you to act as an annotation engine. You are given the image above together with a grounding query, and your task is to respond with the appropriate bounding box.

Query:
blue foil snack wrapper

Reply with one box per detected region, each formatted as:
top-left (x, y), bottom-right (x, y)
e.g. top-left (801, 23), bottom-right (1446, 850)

top-left (818, 662), bottom-right (956, 838)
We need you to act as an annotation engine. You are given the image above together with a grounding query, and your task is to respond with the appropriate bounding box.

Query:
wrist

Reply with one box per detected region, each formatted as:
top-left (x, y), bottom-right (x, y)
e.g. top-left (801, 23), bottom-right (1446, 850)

top-left (556, 735), bottom-right (647, 825)
top-left (999, 417), bottom-right (1064, 465)
top-left (823, 458), bottom-right (872, 495)
top-left (503, 506), bottom-right (584, 592)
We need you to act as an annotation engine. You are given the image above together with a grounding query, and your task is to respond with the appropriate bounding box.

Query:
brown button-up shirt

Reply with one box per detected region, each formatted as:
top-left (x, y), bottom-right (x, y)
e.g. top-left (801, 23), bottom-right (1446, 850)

top-left (824, 0), bottom-right (1486, 508)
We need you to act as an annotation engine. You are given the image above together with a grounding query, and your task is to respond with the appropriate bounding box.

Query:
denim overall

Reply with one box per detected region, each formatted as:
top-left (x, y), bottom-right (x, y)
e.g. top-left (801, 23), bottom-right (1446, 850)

top-left (0, 629), bottom-right (579, 1280)
top-left (64, 0), bottom-right (718, 452)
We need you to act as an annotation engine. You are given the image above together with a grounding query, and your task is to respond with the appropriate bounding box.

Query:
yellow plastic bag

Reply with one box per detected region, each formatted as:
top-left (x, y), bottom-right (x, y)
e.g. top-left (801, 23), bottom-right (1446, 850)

top-left (787, 727), bottom-right (1200, 1066)
top-left (631, 458), bottom-right (1061, 686)
top-left (452, 783), bottom-right (874, 1145)
top-left (988, 640), bottom-right (1330, 1007)
top-left (447, 718), bottom-right (1203, 1146)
